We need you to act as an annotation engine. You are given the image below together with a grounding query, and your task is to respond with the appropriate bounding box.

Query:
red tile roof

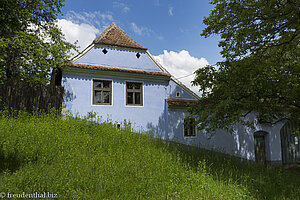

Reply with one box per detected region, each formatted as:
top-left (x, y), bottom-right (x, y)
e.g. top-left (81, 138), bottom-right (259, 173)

top-left (166, 98), bottom-right (197, 108)
top-left (68, 63), bottom-right (171, 77)
top-left (93, 23), bottom-right (148, 50)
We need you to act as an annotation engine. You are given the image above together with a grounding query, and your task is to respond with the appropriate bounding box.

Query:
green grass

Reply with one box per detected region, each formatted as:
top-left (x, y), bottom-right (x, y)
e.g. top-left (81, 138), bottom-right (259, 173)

top-left (0, 111), bottom-right (299, 199)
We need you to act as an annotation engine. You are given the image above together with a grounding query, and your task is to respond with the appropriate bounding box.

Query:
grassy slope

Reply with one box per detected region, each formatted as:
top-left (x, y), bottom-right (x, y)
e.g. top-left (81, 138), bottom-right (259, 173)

top-left (0, 112), bottom-right (299, 199)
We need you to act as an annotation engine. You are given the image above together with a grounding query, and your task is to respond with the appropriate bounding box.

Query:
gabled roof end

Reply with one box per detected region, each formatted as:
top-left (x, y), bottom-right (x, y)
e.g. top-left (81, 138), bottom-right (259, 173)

top-left (93, 22), bottom-right (148, 51)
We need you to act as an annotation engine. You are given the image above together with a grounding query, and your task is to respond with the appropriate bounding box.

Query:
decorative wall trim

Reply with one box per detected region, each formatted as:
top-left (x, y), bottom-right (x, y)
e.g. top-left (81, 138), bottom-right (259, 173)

top-left (94, 44), bottom-right (147, 53)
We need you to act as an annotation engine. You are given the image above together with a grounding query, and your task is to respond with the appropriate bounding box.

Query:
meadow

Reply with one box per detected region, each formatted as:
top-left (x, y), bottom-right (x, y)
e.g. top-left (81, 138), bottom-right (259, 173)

top-left (0, 111), bottom-right (299, 199)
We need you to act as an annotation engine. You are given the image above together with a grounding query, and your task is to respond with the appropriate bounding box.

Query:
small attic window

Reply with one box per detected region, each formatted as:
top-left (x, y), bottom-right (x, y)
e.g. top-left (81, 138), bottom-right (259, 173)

top-left (136, 52), bottom-right (140, 59)
top-left (176, 91), bottom-right (180, 97)
top-left (102, 48), bottom-right (108, 54)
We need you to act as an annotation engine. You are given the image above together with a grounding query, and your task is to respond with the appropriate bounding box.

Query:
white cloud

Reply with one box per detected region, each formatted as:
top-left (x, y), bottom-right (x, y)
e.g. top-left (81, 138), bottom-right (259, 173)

top-left (65, 11), bottom-right (114, 31)
top-left (154, 50), bottom-right (209, 95)
top-left (130, 22), bottom-right (153, 36)
top-left (157, 35), bottom-right (164, 40)
top-left (168, 6), bottom-right (174, 16)
top-left (123, 6), bottom-right (130, 13)
top-left (58, 10), bottom-right (116, 54)
top-left (113, 2), bottom-right (130, 13)
top-left (57, 19), bottom-right (100, 52)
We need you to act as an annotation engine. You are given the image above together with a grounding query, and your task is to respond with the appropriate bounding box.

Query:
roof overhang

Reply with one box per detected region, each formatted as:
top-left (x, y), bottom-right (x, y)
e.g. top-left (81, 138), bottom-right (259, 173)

top-left (64, 63), bottom-right (171, 82)
top-left (166, 98), bottom-right (197, 109)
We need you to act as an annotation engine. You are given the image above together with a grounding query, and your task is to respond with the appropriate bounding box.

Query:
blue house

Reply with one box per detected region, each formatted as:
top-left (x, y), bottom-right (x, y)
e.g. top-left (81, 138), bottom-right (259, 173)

top-left (63, 23), bottom-right (199, 138)
top-left (62, 23), bottom-right (299, 166)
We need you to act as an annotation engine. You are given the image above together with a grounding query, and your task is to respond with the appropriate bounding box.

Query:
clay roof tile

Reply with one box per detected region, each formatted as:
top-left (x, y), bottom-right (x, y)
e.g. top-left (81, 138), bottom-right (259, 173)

top-left (166, 98), bottom-right (197, 108)
top-left (93, 23), bottom-right (148, 50)
top-left (69, 63), bottom-right (171, 77)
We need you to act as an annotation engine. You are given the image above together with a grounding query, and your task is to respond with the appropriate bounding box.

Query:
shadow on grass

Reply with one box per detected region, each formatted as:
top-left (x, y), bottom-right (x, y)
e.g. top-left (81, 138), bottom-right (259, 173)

top-left (0, 148), bottom-right (23, 174)
top-left (163, 141), bottom-right (300, 199)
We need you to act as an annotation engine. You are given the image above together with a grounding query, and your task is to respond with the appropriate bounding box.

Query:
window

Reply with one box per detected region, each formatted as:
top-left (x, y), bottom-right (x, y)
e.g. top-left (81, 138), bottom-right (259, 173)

top-left (136, 52), bottom-right (141, 58)
top-left (126, 82), bottom-right (143, 106)
top-left (184, 117), bottom-right (196, 137)
top-left (93, 80), bottom-right (112, 105)
top-left (176, 91), bottom-right (180, 97)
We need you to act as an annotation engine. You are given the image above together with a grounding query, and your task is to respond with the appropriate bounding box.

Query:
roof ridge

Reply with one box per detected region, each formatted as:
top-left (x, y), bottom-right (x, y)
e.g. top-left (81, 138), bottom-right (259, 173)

top-left (93, 22), bottom-right (148, 50)
top-left (111, 23), bottom-right (140, 48)
top-left (94, 23), bottom-right (116, 42)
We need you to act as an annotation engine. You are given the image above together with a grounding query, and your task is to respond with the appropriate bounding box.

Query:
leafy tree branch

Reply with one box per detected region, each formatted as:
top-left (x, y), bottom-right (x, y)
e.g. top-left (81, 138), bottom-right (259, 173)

top-left (0, 0), bottom-right (77, 84)
top-left (191, 0), bottom-right (299, 133)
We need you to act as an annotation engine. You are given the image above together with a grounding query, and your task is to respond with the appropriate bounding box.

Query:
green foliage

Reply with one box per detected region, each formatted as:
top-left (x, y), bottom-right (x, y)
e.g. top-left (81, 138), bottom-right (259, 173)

top-left (192, 0), bottom-right (300, 132)
top-left (0, 113), bottom-right (299, 199)
top-left (0, 0), bottom-right (77, 84)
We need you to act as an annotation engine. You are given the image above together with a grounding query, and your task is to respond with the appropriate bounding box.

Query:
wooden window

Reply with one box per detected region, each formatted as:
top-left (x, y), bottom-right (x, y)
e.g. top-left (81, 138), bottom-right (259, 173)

top-left (126, 82), bottom-right (143, 106)
top-left (93, 80), bottom-right (112, 105)
top-left (184, 117), bottom-right (196, 137)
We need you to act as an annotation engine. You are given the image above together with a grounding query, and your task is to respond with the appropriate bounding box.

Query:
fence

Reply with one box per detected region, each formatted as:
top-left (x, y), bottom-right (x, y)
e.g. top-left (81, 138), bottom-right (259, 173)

top-left (0, 80), bottom-right (64, 113)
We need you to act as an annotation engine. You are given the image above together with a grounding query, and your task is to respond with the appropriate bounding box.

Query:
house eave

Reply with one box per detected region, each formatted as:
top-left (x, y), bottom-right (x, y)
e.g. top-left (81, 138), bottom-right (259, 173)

top-left (166, 98), bottom-right (197, 109)
top-left (72, 43), bottom-right (95, 63)
top-left (64, 64), bottom-right (171, 82)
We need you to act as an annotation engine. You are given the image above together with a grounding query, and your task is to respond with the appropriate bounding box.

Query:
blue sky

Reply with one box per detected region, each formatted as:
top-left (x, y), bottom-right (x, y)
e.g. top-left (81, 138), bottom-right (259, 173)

top-left (57, 0), bottom-right (222, 94)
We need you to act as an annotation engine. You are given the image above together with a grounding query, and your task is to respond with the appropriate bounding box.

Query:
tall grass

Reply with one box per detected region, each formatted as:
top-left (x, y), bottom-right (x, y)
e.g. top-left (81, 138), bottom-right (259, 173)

top-left (166, 143), bottom-right (300, 200)
top-left (0, 111), bottom-right (299, 199)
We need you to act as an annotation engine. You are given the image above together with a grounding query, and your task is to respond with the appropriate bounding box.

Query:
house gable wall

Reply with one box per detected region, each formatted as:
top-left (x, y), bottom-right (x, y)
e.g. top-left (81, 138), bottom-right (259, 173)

top-left (167, 80), bottom-right (196, 100)
top-left (75, 47), bottom-right (161, 72)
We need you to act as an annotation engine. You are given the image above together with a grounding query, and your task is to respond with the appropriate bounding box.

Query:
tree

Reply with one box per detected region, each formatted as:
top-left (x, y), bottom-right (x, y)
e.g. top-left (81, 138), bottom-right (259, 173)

top-left (0, 0), bottom-right (77, 84)
top-left (191, 0), bottom-right (300, 133)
